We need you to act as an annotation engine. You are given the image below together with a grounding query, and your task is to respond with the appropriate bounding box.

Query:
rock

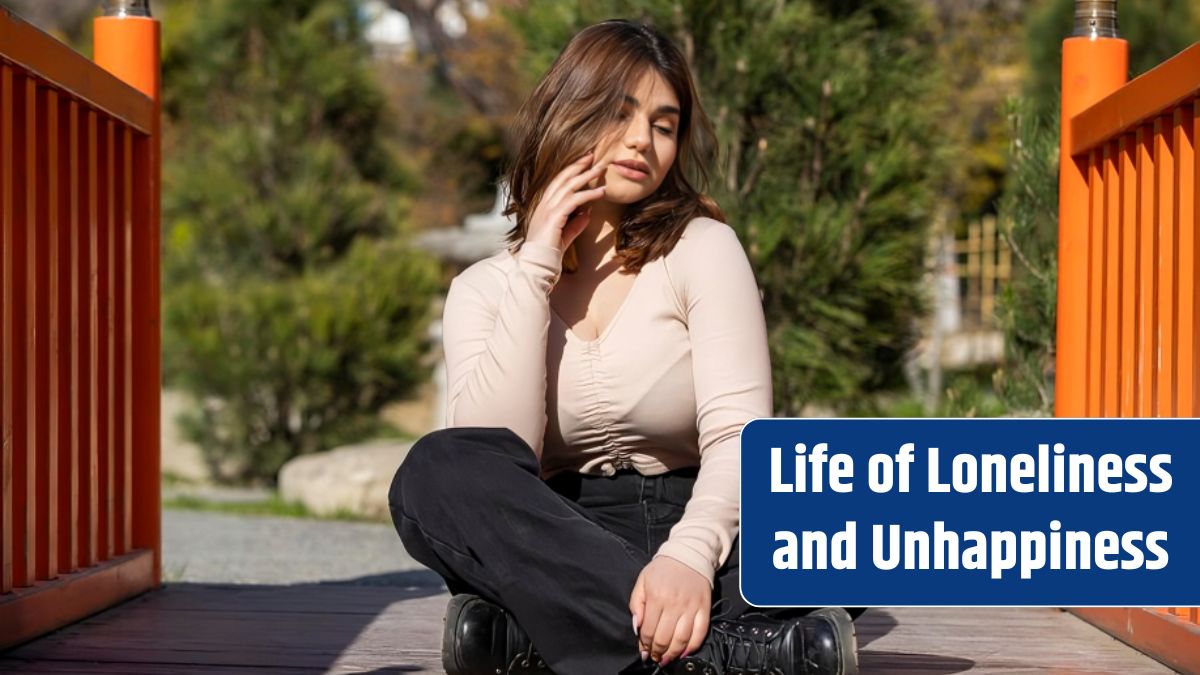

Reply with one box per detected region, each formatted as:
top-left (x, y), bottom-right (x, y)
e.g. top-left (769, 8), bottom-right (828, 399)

top-left (380, 378), bottom-right (442, 438)
top-left (278, 439), bottom-right (415, 521)
top-left (161, 389), bottom-right (214, 484)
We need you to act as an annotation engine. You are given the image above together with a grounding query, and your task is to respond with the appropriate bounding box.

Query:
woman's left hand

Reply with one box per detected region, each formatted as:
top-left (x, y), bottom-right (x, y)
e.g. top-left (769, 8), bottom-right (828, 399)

top-left (629, 556), bottom-right (711, 666)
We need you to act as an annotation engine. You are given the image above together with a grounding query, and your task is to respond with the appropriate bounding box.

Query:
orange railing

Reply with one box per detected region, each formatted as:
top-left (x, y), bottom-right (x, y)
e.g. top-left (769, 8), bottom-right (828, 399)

top-left (0, 7), bottom-right (161, 649)
top-left (1056, 31), bottom-right (1200, 675)
top-left (1060, 43), bottom-right (1199, 419)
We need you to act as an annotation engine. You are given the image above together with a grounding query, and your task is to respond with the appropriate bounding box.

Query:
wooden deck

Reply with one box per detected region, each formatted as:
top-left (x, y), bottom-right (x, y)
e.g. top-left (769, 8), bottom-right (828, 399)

top-left (0, 579), bottom-right (1175, 674)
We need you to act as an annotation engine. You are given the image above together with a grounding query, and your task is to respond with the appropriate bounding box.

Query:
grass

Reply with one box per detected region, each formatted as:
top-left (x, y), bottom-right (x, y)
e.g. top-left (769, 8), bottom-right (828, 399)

top-left (161, 470), bottom-right (203, 488)
top-left (162, 491), bottom-right (385, 524)
top-left (162, 562), bottom-right (190, 583)
top-left (852, 370), bottom-right (1010, 418)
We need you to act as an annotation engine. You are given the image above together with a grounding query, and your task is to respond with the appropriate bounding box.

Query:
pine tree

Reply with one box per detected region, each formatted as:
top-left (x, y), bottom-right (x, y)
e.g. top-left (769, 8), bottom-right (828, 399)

top-left (994, 99), bottom-right (1059, 413)
top-left (508, 0), bottom-right (946, 414)
top-left (161, 0), bottom-right (441, 483)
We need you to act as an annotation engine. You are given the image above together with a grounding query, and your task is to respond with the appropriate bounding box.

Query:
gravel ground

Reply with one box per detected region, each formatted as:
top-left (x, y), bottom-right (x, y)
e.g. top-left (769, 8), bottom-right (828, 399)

top-left (163, 508), bottom-right (442, 587)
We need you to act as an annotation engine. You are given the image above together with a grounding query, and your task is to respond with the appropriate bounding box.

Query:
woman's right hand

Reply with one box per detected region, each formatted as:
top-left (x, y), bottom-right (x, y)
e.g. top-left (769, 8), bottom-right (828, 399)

top-left (525, 151), bottom-right (609, 254)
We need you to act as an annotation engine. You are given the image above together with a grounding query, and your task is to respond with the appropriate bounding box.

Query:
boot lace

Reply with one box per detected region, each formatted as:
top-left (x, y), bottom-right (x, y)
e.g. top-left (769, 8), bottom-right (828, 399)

top-left (642, 606), bottom-right (787, 675)
top-left (706, 614), bottom-right (777, 675)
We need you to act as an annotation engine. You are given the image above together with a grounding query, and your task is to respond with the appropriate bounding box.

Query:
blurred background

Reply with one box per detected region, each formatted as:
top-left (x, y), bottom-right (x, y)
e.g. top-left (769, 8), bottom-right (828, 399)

top-left (4, 0), bottom-right (1199, 525)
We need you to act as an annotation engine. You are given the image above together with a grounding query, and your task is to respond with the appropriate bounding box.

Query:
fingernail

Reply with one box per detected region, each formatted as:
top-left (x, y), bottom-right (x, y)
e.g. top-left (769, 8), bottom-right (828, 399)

top-left (632, 616), bottom-right (639, 636)
top-left (661, 657), bottom-right (672, 666)
top-left (640, 650), bottom-right (649, 662)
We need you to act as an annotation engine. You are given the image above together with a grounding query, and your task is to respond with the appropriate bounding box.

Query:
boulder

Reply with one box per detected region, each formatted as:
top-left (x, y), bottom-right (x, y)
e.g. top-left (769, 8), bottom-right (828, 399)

top-left (161, 389), bottom-right (214, 484)
top-left (278, 439), bottom-right (415, 521)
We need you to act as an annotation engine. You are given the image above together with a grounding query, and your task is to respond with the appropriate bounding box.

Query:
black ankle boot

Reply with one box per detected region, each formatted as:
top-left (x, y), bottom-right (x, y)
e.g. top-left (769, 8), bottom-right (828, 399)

top-left (441, 593), bottom-right (552, 675)
top-left (662, 607), bottom-right (859, 675)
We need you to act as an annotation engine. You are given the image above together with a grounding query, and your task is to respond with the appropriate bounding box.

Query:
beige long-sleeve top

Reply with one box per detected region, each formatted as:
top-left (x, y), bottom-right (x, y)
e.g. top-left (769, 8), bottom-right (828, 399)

top-left (441, 216), bottom-right (773, 586)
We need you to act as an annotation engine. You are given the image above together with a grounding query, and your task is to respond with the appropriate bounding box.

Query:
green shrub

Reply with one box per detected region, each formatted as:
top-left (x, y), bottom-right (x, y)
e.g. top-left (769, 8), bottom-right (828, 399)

top-left (161, 0), bottom-right (440, 483)
top-left (165, 239), bottom-right (439, 483)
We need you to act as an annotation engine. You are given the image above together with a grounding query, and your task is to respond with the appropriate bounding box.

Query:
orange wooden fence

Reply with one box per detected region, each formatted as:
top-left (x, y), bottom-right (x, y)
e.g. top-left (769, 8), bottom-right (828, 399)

top-left (1056, 31), bottom-right (1200, 675)
top-left (0, 6), bottom-right (161, 650)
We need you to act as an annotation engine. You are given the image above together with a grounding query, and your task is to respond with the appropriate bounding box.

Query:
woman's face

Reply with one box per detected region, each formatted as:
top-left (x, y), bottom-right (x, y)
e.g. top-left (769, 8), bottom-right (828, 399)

top-left (588, 69), bottom-right (681, 204)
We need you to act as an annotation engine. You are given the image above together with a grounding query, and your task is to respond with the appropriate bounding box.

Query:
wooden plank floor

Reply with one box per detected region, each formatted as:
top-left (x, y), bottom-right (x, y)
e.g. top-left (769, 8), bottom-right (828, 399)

top-left (0, 582), bottom-right (1175, 674)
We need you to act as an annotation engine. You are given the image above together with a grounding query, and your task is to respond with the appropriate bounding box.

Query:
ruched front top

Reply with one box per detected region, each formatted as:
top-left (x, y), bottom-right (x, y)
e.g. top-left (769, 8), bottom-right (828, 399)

top-left (440, 216), bottom-right (773, 586)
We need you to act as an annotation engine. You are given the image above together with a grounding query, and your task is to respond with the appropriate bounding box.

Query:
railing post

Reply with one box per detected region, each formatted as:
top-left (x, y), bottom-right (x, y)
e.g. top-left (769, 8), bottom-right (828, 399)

top-left (94, 1), bottom-right (159, 101)
top-left (1057, 0), bottom-right (1128, 417)
top-left (92, 0), bottom-right (161, 587)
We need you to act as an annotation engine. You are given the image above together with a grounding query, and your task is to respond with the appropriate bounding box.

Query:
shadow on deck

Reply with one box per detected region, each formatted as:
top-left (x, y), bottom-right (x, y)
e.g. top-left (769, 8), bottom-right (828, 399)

top-left (0, 573), bottom-right (1174, 674)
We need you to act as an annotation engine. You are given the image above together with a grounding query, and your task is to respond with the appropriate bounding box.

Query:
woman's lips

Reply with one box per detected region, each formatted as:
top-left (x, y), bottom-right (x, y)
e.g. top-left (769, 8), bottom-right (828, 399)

top-left (612, 162), bottom-right (649, 181)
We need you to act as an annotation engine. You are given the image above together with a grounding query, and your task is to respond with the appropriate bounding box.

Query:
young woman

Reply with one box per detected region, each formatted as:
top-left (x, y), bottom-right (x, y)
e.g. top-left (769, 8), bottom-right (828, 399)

top-left (388, 19), bottom-right (860, 675)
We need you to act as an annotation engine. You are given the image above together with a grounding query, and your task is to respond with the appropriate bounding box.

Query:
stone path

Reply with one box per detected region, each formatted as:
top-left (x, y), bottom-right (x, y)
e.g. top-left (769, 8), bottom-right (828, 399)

top-left (162, 509), bottom-right (425, 585)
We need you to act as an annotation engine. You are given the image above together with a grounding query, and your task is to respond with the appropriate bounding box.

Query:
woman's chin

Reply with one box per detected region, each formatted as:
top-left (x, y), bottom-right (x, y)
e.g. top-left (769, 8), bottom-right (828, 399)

top-left (603, 185), bottom-right (656, 205)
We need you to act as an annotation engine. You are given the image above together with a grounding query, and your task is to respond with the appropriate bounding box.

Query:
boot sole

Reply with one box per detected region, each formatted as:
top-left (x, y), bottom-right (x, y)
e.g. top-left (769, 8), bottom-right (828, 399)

top-left (811, 607), bottom-right (860, 675)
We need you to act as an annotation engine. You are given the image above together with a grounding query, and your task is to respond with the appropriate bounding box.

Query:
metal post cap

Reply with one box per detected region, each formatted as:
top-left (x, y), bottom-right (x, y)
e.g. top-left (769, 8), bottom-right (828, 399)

top-left (1072, 0), bottom-right (1119, 39)
top-left (101, 0), bottom-right (152, 18)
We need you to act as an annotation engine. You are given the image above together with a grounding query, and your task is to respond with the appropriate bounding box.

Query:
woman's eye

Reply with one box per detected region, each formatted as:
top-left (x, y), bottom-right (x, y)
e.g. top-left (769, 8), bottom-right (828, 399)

top-left (654, 125), bottom-right (675, 136)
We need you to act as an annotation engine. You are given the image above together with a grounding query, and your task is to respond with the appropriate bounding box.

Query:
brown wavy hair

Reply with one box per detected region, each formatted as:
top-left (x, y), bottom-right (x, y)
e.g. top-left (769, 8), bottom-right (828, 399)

top-left (502, 19), bottom-right (724, 274)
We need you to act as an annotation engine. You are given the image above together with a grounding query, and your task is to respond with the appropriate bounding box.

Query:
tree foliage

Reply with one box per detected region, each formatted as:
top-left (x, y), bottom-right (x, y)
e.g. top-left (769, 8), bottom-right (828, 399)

top-left (161, 0), bottom-right (440, 483)
top-left (509, 0), bottom-right (947, 414)
top-left (994, 99), bottom-right (1058, 413)
top-left (0, 0), bottom-right (95, 44)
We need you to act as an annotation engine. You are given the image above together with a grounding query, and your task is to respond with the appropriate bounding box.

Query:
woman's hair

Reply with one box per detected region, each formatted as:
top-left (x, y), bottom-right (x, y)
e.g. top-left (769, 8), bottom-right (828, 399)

top-left (502, 19), bottom-right (724, 273)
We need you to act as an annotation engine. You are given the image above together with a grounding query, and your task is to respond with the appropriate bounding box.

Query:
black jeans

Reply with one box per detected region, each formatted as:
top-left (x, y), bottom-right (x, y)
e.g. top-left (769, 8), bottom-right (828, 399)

top-left (388, 426), bottom-right (806, 675)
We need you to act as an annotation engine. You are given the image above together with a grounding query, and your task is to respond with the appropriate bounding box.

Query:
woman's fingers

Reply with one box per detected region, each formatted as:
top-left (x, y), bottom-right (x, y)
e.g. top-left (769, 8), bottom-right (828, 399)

top-left (660, 612), bottom-right (697, 664)
top-left (631, 558), bottom-right (715, 666)
top-left (544, 151), bottom-right (595, 202)
top-left (685, 608), bottom-right (709, 658)
top-left (638, 600), bottom-right (664, 661)
top-left (548, 153), bottom-right (609, 205)
top-left (559, 158), bottom-right (610, 196)
top-left (524, 152), bottom-right (609, 249)
top-left (628, 573), bottom-right (646, 635)
top-left (560, 185), bottom-right (607, 218)
top-left (556, 186), bottom-right (606, 245)
top-left (648, 606), bottom-right (679, 663)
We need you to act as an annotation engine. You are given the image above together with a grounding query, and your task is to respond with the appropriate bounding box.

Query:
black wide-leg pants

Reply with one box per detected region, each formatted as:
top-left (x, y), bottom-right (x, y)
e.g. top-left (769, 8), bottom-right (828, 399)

top-left (387, 426), bottom-right (798, 675)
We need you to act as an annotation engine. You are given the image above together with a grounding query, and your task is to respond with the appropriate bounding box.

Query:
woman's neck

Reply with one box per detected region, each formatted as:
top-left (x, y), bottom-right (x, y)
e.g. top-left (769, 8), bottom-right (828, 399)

top-left (572, 199), bottom-right (625, 271)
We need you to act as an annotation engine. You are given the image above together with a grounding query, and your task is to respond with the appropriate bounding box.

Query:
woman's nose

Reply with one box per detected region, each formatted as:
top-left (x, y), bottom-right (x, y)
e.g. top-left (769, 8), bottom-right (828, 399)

top-left (624, 119), bottom-right (651, 151)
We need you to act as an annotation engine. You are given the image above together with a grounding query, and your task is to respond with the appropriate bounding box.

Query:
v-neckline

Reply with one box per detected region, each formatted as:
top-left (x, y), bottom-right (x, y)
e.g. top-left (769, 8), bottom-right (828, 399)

top-left (550, 264), bottom-right (648, 346)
